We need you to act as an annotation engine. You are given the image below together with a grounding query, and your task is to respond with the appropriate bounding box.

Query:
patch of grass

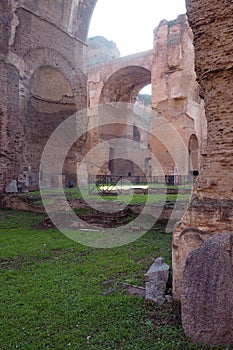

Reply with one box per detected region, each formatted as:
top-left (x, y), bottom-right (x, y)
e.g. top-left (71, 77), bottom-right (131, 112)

top-left (21, 186), bottom-right (191, 207)
top-left (0, 209), bottom-right (230, 350)
top-left (100, 193), bottom-right (190, 205)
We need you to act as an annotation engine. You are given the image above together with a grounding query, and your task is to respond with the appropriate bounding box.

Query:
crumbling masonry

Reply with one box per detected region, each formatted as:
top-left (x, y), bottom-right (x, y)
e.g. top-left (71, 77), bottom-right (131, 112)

top-left (0, 0), bottom-right (233, 302)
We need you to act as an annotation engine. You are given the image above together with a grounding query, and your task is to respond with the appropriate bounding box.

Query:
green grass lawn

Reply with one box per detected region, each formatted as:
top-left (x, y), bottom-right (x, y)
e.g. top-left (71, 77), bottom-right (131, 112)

top-left (96, 193), bottom-right (191, 205)
top-left (29, 186), bottom-right (191, 207)
top-left (0, 209), bottom-right (231, 350)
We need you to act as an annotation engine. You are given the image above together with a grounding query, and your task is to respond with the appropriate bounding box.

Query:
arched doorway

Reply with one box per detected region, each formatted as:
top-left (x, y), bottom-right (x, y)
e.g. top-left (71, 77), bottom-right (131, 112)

top-left (26, 65), bottom-right (78, 188)
top-left (98, 67), bottom-right (151, 177)
top-left (188, 134), bottom-right (199, 176)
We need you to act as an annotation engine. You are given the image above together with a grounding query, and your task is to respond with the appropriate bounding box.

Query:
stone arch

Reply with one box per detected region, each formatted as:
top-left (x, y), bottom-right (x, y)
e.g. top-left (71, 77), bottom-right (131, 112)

top-left (25, 64), bottom-right (79, 188)
top-left (88, 64), bottom-right (152, 177)
top-left (30, 66), bottom-right (74, 104)
top-left (20, 47), bottom-right (89, 189)
top-left (29, 65), bottom-right (76, 114)
top-left (188, 134), bottom-right (199, 175)
top-left (23, 47), bottom-right (86, 101)
top-left (99, 66), bottom-right (151, 103)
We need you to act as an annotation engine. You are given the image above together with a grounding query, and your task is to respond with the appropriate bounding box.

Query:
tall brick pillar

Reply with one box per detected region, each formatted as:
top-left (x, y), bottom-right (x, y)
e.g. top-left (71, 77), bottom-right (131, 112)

top-left (0, 2), bottom-right (20, 193)
top-left (173, 0), bottom-right (233, 300)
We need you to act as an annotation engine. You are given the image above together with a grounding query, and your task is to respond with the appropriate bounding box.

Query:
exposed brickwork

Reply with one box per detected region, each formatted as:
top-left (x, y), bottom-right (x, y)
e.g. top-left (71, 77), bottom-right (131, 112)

top-left (1, 3), bottom-right (232, 311)
top-left (0, 1), bottom-right (11, 56)
top-left (151, 15), bottom-right (206, 176)
top-left (0, 62), bottom-right (20, 193)
top-left (0, 1), bottom-right (96, 192)
top-left (173, 0), bottom-right (233, 301)
top-left (87, 15), bottom-right (206, 178)
top-left (88, 50), bottom-right (154, 107)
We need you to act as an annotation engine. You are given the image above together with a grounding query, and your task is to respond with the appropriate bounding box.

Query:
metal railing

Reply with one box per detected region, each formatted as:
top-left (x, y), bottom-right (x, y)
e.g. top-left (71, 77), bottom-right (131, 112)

top-left (88, 174), bottom-right (195, 195)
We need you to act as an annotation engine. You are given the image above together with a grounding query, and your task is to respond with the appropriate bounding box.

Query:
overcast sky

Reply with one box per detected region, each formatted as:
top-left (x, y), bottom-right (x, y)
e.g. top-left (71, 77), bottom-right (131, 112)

top-left (88, 0), bottom-right (187, 57)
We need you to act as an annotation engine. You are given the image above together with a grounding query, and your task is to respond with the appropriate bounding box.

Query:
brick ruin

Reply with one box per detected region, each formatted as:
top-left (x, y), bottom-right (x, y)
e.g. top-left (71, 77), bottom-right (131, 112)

top-left (173, 0), bottom-right (233, 300)
top-left (0, 3), bottom-right (205, 191)
top-left (0, 0), bottom-right (233, 302)
top-left (151, 15), bottom-right (206, 177)
top-left (87, 15), bottom-right (206, 179)
top-left (0, 0), bottom-right (96, 191)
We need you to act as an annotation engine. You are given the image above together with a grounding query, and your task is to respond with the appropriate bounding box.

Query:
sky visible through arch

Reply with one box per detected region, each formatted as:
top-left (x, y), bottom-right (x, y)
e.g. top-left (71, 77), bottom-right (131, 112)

top-left (88, 0), bottom-right (186, 94)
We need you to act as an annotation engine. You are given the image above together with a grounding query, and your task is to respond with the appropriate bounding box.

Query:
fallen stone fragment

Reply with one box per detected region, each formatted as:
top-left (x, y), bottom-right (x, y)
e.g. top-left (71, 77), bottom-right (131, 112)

top-left (145, 257), bottom-right (169, 304)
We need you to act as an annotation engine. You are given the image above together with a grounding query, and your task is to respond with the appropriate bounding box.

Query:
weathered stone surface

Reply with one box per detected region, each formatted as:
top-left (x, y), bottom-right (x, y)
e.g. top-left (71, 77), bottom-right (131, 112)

top-left (173, 1), bottom-right (233, 301)
top-left (0, 61), bottom-right (20, 193)
top-left (0, 1), bottom-right (11, 56)
top-left (181, 233), bottom-right (233, 346)
top-left (145, 257), bottom-right (169, 304)
top-left (0, 1), bottom-right (97, 192)
top-left (0, 3), bottom-right (232, 318)
top-left (87, 15), bottom-right (205, 178)
top-left (151, 14), bottom-right (206, 176)
top-left (1, 6), bottom-right (206, 193)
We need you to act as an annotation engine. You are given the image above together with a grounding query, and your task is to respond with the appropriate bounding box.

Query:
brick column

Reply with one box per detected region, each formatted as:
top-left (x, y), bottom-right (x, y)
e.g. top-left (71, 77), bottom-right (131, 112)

top-left (173, 0), bottom-right (233, 300)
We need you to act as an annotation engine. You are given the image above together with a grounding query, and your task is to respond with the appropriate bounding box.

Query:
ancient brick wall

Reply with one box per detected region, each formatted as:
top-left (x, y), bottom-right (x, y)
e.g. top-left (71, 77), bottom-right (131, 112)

top-left (0, 0), bottom-right (97, 192)
top-left (151, 15), bottom-right (206, 176)
top-left (19, 0), bottom-right (97, 42)
top-left (0, 1), bottom-right (11, 56)
top-left (0, 2), bottom-right (21, 193)
top-left (88, 50), bottom-right (153, 107)
top-left (86, 51), bottom-right (154, 177)
top-left (87, 17), bottom-right (206, 178)
top-left (173, 0), bottom-right (233, 300)
top-left (0, 62), bottom-right (20, 193)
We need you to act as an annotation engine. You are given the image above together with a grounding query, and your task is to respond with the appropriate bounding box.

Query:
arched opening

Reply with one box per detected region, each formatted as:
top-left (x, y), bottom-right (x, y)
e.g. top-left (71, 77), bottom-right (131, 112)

top-left (88, 5), bottom-right (195, 183)
top-left (26, 65), bottom-right (77, 189)
top-left (30, 66), bottom-right (74, 107)
top-left (188, 134), bottom-right (199, 176)
top-left (136, 84), bottom-right (152, 106)
top-left (96, 67), bottom-right (151, 177)
top-left (92, 66), bottom-right (151, 177)
top-left (133, 125), bottom-right (140, 142)
top-left (99, 66), bottom-right (151, 104)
